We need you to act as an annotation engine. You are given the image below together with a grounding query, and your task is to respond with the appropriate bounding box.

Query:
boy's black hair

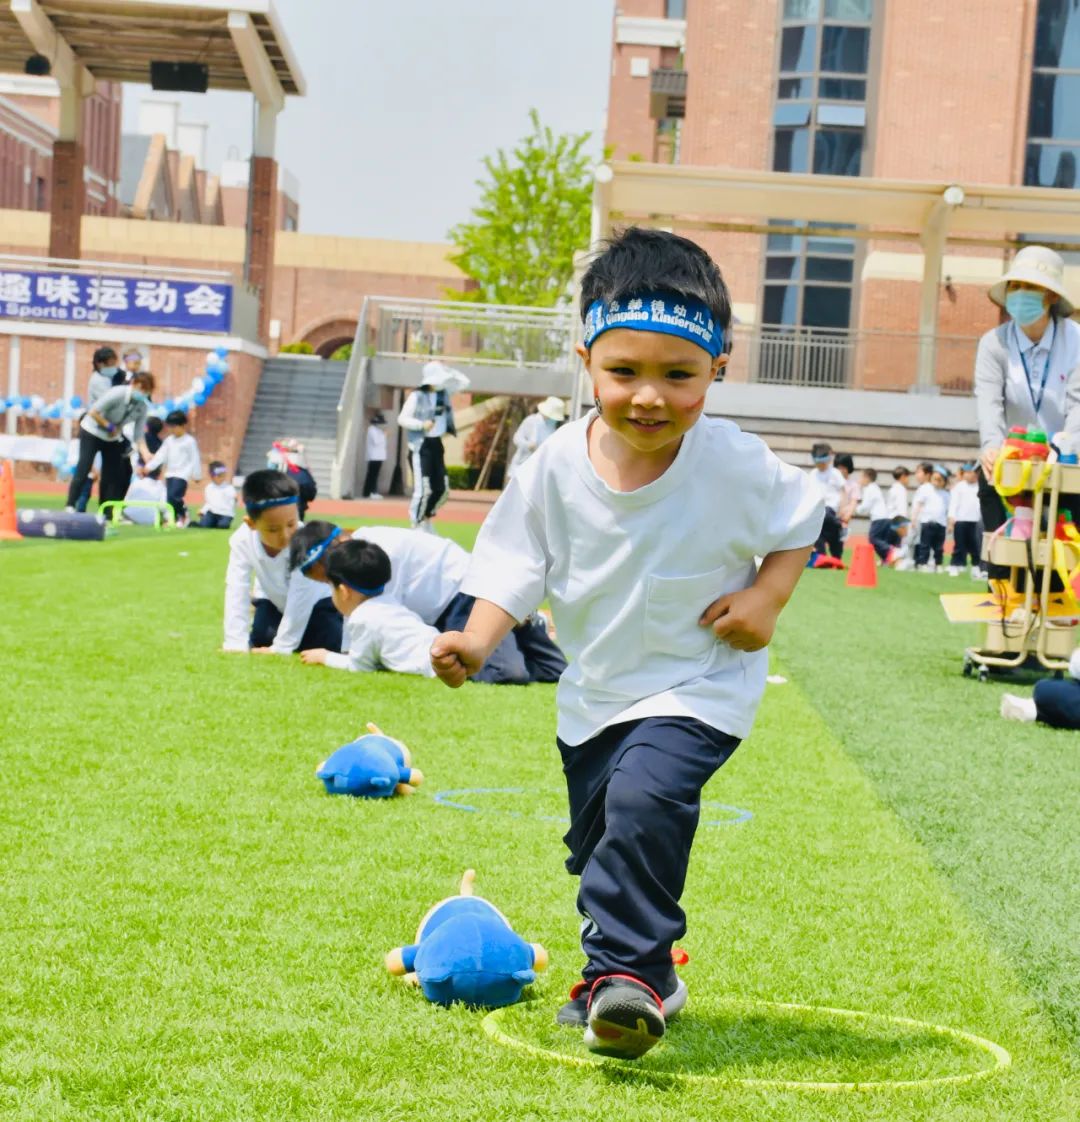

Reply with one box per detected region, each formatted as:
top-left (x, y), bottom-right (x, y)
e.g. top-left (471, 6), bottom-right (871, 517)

top-left (165, 410), bottom-right (188, 427)
top-left (326, 538), bottom-right (391, 593)
top-left (288, 519), bottom-right (341, 571)
top-left (145, 416), bottom-right (164, 434)
top-left (209, 459), bottom-right (227, 474)
top-left (242, 468), bottom-right (299, 514)
top-left (811, 441), bottom-right (833, 459)
top-left (918, 461), bottom-right (934, 475)
top-left (92, 346), bottom-right (117, 368)
top-left (893, 465), bottom-right (911, 479)
top-left (834, 453), bottom-right (855, 472)
top-left (861, 466), bottom-right (878, 482)
top-left (579, 227), bottom-right (732, 331)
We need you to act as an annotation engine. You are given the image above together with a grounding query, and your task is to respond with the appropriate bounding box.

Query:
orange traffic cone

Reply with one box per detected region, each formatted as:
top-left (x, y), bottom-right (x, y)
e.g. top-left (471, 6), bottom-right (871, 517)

top-left (0, 459), bottom-right (21, 540)
top-left (845, 538), bottom-right (877, 588)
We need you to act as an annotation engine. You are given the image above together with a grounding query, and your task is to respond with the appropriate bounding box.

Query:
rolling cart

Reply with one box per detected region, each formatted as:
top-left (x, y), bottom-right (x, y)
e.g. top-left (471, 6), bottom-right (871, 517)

top-left (959, 457), bottom-right (1080, 682)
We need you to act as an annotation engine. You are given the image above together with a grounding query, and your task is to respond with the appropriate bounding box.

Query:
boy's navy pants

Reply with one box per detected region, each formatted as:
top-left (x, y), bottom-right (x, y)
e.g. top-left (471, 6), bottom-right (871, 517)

top-left (557, 717), bottom-right (739, 997)
top-left (1034, 678), bottom-right (1080, 729)
top-left (249, 596), bottom-right (343, 652)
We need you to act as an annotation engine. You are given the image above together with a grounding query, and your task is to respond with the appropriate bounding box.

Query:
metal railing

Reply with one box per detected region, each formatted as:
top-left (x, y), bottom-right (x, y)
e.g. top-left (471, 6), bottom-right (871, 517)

top-left (0, 253), bottom-right (237, 284)
top-left (370, 296), bottom-right (578, 371)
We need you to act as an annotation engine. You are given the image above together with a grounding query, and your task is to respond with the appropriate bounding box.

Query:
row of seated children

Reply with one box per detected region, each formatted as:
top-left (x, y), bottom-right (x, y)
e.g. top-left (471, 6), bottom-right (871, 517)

top-left (221, 468), bottom-right (567, 682)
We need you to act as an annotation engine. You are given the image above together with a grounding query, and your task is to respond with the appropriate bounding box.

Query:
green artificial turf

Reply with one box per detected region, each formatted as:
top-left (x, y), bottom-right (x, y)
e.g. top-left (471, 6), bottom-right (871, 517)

top-left (0, 526), bottom-right (1077, 1120)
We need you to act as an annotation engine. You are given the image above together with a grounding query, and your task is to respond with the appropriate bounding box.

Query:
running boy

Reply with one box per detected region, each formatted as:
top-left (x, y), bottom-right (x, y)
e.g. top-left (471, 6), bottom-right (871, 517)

top-left (431, 228), bottom-right (824, 1060)
top-left (300, 539), bottom-right (439, 677)
top-left (222, 469), bottom-right (342, 654)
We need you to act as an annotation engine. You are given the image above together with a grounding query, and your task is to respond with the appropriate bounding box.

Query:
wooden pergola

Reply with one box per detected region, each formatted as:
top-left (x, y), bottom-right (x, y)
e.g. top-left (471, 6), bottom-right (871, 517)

top-left (592, 162), bottom-right (1080, 389)
top-left (0, 0), bottom-right (305, 337)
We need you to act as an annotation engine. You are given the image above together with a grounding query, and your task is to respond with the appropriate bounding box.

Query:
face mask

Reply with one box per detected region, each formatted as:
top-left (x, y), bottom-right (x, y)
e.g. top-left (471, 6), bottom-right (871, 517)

top-left (1005, 290), bottom-right (1047, 327)
top-left (100, 365), bottom-right (119, 378)
top-left (131, 390), bottom-right (147, 403)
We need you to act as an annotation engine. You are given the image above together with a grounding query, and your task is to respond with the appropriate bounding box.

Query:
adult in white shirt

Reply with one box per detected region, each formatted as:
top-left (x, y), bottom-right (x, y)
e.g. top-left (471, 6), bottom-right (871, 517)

top-left (300, 539), bottom-right (438, 677)
top-left (363, 411), bottom-right (388, 499)
top-left (508, 397), bottom-right (565, 479)
top-left (398, 361), bottom-right (470, 531)
top-left (806, 442), bottom-right (845, 558)
top-left (974, 246), bottom-right (1080, 568)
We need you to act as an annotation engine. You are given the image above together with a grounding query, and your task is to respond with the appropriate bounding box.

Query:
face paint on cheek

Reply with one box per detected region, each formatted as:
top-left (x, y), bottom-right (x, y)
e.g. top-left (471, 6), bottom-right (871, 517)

top-left (686, 395), bottom-right (707, 414)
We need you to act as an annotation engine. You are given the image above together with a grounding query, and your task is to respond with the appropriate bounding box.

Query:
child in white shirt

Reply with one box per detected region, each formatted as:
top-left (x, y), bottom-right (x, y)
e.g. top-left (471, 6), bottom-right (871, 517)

top-left (363, 412), bottom-right (387, 499)
top-left (947, 462), bottom-right (984, 577)
top-left (121, 471), bottom-right (167, 525)
top-left (300, 539), bottom-right (437, 677)
top-left (856, 467), bottom-right (896, 562)
top-left (143, 410), bottom-right (201, 525)
top-left (196, 461), bottom-right (237, 529)
top-left (431, 227), bottom-right (823, 1059)
top-left (807, 441), bottom-right (845, 558)
top-left (222, 470), bottom-right (341, 655)
top-left (911, 465), bottom-right (951, 570)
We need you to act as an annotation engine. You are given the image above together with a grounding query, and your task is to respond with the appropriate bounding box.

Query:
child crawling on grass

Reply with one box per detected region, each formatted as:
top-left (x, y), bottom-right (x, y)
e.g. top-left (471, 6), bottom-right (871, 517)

top-left (431, 227), bottom-right (824, 1060)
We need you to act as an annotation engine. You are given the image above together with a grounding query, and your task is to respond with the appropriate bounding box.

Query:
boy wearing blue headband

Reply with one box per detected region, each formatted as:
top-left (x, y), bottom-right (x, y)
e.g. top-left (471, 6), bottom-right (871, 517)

top-left (431, 227), bottom-right (824, 1059)
top-left (221, 469), bottom-right (343, 654)
top-left (300, 539), bottom-right (438, 677)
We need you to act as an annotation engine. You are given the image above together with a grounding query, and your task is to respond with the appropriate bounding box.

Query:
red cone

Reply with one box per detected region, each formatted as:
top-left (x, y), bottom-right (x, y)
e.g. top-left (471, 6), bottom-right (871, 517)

top-left (846, 539), bottom-right (877, 588)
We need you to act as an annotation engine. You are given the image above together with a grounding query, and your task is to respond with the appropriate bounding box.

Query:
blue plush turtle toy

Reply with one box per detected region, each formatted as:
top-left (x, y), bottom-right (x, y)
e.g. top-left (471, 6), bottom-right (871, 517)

top-left (385, 870), bottom-right (548, 1008)
top-left (316, 723), bottom-right (423, 798)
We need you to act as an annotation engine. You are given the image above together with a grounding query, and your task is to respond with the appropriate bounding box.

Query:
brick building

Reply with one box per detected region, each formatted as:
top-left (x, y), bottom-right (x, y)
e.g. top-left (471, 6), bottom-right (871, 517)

top-left (603, 0), bottom-right (1079, 386)
top-left (0, 75), bottom-right (121, 217)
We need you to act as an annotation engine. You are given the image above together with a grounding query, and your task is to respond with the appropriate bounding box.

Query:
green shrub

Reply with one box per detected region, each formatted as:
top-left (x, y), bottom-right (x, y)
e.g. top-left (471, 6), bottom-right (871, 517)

top-left (330, 343), bottom-right (353, 361)
top-left (446, 464), bottom-right (473, 490)
top-left (279, 341), bottom-right (315, 354)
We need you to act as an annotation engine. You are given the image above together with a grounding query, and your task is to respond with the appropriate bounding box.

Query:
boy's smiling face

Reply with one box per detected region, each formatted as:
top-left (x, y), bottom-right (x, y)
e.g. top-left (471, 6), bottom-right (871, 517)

top-left (578, 328), bottom-right (724, 461)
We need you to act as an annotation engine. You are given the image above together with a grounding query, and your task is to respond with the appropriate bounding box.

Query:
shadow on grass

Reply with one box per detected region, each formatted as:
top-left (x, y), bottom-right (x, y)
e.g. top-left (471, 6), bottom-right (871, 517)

top-left (490, 1001), bottom-right (997, 1090)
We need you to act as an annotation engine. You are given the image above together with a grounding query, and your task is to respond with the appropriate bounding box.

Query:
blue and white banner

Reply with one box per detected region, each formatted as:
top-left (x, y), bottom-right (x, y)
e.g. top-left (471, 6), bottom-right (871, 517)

top-left (0, 268), bottom-right (232, 333)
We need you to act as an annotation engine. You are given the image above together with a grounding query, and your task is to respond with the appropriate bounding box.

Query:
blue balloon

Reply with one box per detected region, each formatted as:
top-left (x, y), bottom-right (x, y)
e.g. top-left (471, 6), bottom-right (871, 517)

top-left (164, 398), bottom-right (176, 412)
top-left (70, 395), bottom-right (82, 409)
top-left (205, 370), bottom-right (221, 387)
top-left (206, 357), bottom-right (227, 377)
top-left (194, 392), bottom-right (208, 407)
top-left (214, 345), bottom-right (229, 359)
top-left (0, 402), bottom-right (6, 414)
top-left (20, 396), bottom-right (32, 409)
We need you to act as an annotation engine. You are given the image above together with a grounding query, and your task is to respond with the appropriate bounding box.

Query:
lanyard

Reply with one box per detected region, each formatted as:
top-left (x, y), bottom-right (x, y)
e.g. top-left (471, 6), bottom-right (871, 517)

top-left (1017, 320), bottom-right (1056, 417)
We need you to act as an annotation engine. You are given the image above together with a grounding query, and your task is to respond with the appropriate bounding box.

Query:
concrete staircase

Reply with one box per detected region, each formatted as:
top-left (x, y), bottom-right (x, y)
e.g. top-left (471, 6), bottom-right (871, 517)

top-left (238, 357), bottom-right (349, 487)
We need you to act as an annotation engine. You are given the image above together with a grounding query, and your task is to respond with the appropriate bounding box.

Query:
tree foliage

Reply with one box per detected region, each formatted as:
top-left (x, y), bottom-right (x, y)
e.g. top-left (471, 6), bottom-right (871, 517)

top-left (447, 110), bottom-right (593, 307)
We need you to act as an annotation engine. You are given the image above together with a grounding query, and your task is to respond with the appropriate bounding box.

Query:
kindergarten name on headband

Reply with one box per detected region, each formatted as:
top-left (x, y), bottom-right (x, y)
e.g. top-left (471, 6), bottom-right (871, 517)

top-left (582, 295), bottom-right (724, 358)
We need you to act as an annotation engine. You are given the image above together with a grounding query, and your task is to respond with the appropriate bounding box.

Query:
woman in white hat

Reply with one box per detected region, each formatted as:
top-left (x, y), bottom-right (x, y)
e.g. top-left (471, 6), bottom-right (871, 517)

top-left (974, 245), bottom-right (1080, 548)
top-left (507, 396), bottom-right (566, 480)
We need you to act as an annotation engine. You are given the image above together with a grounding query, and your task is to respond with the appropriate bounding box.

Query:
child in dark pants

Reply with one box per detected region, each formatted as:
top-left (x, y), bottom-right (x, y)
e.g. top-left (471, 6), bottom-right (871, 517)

top-left (431, 228), bottom-right (823, 1060)
top-left (143, 410), bottom-right (201, 525)
top-left (1001, 649), bottom-right (1080, 728)
top-left (195, 461), bottom-right (237, 528)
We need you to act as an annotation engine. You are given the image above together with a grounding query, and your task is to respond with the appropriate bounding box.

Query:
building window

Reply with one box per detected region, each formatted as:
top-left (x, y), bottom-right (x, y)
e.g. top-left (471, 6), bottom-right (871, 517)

top-left (761, 0), bottom-right (876, 366)
top-left (1025, 0), bottom-right (1080, 189)
top-left (665, 0), bottom-right (687, 18)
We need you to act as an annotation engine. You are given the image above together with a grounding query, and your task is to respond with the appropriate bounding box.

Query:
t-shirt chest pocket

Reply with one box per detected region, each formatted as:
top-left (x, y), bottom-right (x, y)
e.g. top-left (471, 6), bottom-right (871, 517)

top-left (644, 567), bottom-right (736, 659)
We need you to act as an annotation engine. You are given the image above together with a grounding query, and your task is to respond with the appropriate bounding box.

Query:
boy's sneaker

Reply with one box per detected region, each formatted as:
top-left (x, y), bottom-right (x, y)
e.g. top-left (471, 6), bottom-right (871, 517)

top-left (583, 975), bottom-right (666, 1059)
top-left (1000, 693), bottom-right (1037, 723)
top-left (556, 975), bottom-right (688, 1028)
top-left (946, 565), bottom-right (961, 576)
top-left (971, 567), bottom-right (988, 581)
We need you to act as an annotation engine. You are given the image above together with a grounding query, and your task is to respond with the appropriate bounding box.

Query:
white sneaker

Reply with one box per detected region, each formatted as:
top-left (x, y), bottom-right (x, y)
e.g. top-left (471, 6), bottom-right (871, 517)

top-left (895, 558), bottom-right (915, 571)
top-left (64, 505), bottom-right (75, 513)
top-left (971, 568), bottom-right (988, 581)
top-left (926, 560), bottom-right (938, 573)
top-left (947, 566), bottom-right (960, 576)
top-left (366, 494), bottom-right (385, 501)
top-left (1000, 693), bottom-right (1037, 723)
top-left (417, 520), bottom-right (438, 535)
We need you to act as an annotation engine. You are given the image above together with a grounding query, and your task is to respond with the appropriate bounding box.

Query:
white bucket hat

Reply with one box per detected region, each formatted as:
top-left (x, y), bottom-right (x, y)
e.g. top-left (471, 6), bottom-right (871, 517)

top-left (989, 245), bottom-right (1075, 317)
top-left (536, 396), bottom-right (566, 422)
top-left (420, 359), bottom-right (470, 393)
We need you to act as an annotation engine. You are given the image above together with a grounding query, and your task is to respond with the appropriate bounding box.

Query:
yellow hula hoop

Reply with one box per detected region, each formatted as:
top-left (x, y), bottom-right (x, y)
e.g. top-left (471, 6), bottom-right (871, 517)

top-left (993, 450), bottom-right (1031, 499)
top-left (481, 997), bottom-right (1012, 1092)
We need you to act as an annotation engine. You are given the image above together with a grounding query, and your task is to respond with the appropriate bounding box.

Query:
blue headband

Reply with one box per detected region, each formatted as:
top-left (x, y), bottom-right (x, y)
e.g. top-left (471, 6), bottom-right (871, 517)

top-left (341, 580), bottom-right (385, 596)
top-left (298, 526), bottom-right (341, 572)
top-left (583, 294), bottom-right (726, 358)
top-left (246, 494), bottom-right (299, 513)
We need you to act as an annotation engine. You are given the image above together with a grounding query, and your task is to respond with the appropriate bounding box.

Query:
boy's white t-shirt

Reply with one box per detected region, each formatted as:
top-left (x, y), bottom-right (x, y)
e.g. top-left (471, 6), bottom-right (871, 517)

top-left (462, 413), bottom-right (824, 746)
top-left (807, 464), bottom-right (845, 511)
top-left (856, 481), bottom-right (888, 521)
top-left (948, 479), bottom-right (981, 523)
top-left (203, 481), bottom-right (237, 518)
top-left (350, 525), bottom-right (469, 624)
top-left (887, 480), bottom-right (909, 518)
top-left (223, 522), bottom-right (333, 652)
top-left (146, 433), bottom-right (202, 482)
top-left (913, 481), bottom-right (949, 525)
top-left (325, 595), bottom-right (438, 676)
